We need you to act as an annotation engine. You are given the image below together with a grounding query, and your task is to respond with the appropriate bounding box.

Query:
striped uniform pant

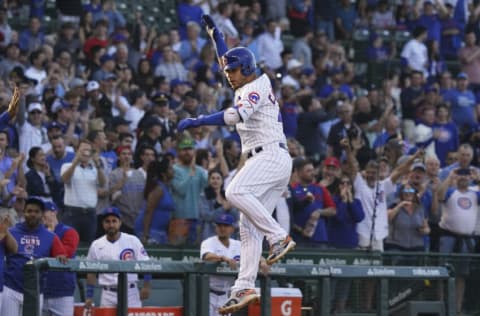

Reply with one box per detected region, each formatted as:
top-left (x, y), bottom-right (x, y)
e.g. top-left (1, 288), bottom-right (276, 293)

top-left (43, 296), bottom-right (74, 316)
top-left (1, 286), bottom-right (43, 316)
top-left (226, 143), bottom-right (292, 292)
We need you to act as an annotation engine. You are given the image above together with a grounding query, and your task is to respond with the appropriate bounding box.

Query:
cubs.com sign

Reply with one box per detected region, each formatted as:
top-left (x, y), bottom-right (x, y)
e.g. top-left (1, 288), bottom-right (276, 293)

top-left (248, 288), bottom-right (302, 316)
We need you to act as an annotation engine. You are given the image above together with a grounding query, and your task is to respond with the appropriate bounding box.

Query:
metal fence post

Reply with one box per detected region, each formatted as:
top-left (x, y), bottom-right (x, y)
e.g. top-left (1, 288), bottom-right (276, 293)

top-left (377, 278), bottom-right (389, 316)
top-left (318, 277), bottom-right (330, 316)
top-left (23, 261), bottom-right (41, 316)
top-left (184, 273), bottom-right (197, 316)
top-left (446, 277), bottom-right (456, 316)
top-left (117, 272), bottom-right (128, 316)
top-left (198, 274), bottom-right (210, 316)
top-left (260, 276), bottom-right (272, 315)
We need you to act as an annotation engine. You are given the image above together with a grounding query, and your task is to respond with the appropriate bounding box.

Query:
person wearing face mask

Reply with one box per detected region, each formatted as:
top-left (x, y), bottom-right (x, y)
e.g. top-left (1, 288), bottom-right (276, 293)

top-left (60, 140), bottom-right (106, 243)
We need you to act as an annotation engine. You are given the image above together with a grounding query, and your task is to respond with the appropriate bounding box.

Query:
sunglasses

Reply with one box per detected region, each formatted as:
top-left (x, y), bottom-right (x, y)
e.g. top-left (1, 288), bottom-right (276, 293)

top-left (30, 110), bottom-right (42, 114)
top-left (403, 188), bottom-right (416, 194)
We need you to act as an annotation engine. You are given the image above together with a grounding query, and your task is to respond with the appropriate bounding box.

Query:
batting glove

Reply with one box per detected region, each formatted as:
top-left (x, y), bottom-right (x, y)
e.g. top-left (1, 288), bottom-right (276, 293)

top-left (202, 14), bottom-right (218, 38)
top-left (177, 118), bottom-right (201, 132)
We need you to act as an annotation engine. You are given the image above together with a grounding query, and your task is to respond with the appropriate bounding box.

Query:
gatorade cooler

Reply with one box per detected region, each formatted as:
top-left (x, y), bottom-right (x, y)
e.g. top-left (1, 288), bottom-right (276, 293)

top-left (248, 287), bottom-right (302, 316)
top-left (74, 305), bottom-right (183, 316)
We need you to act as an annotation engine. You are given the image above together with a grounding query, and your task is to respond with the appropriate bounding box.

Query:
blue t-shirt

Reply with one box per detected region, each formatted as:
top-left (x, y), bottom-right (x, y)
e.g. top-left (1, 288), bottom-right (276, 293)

top-left (281, 102), bottom-right (299, 138)
top-left (416, 14), bottom-right (442, 42)
top-left (450, 89), bottom-right (477, 129)
top-left (433, 122), bottom-right (459, 167)
top-left (46, 152), bottom-right (75, 181)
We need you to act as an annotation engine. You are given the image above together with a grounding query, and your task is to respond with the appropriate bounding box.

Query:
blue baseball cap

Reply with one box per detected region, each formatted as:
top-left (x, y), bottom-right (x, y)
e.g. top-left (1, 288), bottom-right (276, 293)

top-left (101, 206), bottom-right (121, 219)
top-left (457, 72), bottom-right (468, 80)
top-left (215, 213), bottom-right (235, 226)
top-left (43, 200), bottom-right (59, 212)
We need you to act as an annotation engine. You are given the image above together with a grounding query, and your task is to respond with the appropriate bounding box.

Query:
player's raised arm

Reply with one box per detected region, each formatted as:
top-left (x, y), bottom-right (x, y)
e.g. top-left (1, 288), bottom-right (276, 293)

top-left (202, 14), bottom-right (228, 67)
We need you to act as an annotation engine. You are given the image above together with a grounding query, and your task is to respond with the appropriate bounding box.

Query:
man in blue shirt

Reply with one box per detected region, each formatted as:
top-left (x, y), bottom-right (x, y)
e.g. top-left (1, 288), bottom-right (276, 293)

top-left (0, 206), bottom-right (18, 312)
top-left (450, 72), bottom-right (477, 133)
top-left (288, 158), bottom-right (336, 247)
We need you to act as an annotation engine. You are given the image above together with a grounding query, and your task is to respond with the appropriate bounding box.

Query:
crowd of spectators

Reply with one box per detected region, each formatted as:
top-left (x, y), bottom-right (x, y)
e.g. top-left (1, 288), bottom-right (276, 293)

top-left (0, 0), bottom-right (480, 313)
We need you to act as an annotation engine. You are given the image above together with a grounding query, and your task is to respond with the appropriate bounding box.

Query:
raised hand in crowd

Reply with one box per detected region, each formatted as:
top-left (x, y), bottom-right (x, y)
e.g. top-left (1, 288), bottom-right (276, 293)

top-left (6, 86), bottom-right (20, 118)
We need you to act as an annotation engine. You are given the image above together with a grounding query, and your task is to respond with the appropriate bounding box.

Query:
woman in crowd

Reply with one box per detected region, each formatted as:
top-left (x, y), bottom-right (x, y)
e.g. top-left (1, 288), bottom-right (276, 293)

top-left (386, 183), bottom-right (430, 252)
top-left (25, 146), bottom-right (57, 199)
top-left (199, 169), bottom-right (238, 240)
top-left (135, 156), bottom-right (175, 244)
top-left (327, 173), bottom-right (365, 314)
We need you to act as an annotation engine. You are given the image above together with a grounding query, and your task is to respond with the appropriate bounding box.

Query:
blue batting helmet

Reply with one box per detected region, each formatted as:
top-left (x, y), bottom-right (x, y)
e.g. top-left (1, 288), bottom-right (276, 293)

top-left (223, 47), bottom-right (256, 76)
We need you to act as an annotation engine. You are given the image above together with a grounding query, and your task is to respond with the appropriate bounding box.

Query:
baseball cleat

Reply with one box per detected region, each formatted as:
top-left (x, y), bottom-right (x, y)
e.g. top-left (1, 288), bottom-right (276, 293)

top-left (218, 289), bottom-right (260, 314)
top-left (266, 236), bottom-right (296, 265)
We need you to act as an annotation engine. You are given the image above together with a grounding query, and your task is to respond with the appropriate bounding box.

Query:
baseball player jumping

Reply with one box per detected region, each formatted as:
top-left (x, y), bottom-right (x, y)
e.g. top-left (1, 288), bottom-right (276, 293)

top-left (178, 15), bottom-right (296, 314)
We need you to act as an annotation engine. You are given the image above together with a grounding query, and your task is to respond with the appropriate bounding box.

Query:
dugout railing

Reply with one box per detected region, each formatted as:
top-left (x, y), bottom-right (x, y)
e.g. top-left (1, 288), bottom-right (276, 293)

top-left (22, 258), bottom-right (455, 316)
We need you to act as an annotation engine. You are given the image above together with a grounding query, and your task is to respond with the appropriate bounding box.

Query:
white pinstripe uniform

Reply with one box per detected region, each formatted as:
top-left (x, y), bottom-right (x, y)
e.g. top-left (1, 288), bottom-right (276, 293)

top-left (86, 233), bottom-right (149, 307)
top-left (225, 73), bottom-right (292, 292)
top-left (200, 236), bottom-right (241, 316)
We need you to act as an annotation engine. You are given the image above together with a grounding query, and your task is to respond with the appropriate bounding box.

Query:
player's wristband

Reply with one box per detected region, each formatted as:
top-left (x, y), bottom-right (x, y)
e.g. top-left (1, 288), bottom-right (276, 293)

top-left (86, 284), bottom-right (95, 299)
top-left (144, 274), bottom-right (152, 281)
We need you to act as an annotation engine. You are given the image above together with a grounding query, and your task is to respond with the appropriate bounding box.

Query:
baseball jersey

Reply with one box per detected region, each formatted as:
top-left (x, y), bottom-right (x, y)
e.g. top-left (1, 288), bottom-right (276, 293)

top-left (4, 223), bottom-right (66, 293)
top-left (44, 223), bottom-right (80, 298)
top-left (0, 238), bottom-right (5, 291)
top-left (439, 188), bottom-right (480, 235)
top-left (200, 236), bottom-right (240, 292)
top-left (354, 173), bottom-right (396, 241)
top-left (87, 232), bottom-right (149, 285)
top-left (234, 73), bottom-right (286, 152)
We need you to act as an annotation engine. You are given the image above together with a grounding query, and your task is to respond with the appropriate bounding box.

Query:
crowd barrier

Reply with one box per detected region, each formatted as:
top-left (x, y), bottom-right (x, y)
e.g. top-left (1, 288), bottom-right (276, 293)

top-left (22, 257), bottom-right (455, 316)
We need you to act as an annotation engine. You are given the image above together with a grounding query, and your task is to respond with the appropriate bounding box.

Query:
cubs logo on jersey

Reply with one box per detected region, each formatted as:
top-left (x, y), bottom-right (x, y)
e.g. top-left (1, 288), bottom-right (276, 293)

top-left (119, 248), bottom-right (135, 260)
top-left (248, 92), bottom-right (260, 104)
top-left (457, 197), bottom-right (473, 210)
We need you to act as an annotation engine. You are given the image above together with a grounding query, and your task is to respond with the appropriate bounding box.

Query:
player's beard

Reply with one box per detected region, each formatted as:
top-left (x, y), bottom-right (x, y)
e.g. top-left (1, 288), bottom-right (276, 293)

top-left (106, 227), bottom-right (119, 239)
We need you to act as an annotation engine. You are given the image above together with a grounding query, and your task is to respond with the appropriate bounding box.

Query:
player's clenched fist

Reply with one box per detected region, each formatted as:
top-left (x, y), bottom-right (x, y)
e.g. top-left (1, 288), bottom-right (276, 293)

top-left (177, 118), bottom-right (201, 132)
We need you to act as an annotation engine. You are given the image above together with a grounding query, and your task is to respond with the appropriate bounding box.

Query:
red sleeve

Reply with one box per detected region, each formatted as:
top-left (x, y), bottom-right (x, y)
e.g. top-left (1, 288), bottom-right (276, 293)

top-left (50, 235), bottom-right (67, 257)
top-left (321, 186), bottom-right (336, 209)
top-left (61, 229), bottom-right (80, 258)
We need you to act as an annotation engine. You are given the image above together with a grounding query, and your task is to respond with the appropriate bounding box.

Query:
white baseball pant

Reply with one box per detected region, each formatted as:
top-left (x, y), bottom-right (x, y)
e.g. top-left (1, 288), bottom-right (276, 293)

top-left (43, 296), bottom-right (74, 316)
top-left (226, 144), bottom-right (292, 292)
top-left (100, 287), bottom-right (141, 307)
top-left (209, 292), bottom-right (228, 316)
top-left (1, 285), bottom-right (43, 316)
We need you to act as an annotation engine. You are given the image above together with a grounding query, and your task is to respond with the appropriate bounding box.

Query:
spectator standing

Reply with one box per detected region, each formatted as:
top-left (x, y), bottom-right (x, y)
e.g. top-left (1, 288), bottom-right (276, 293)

top-left (108, 146), bottom-right (145, 234)
top-left (434, 103), bottom-right (459, 167)
top-left (200, 213), bottom-right (241, 316)
top-left (17, 101), bottom-right (48, 157)
top-left (0, 131), bottom-right (25, 205)
top-left (178, 21), bottom-right (207, 70)
top-left (450, 72), bottom-right (477, 133)
top-left (334, 0), bottom-right (357, 40)
top-left (327, 174), bottom-right (364, 314)
top-left (125, 90), bottom-right (148, 133)
top-left (25, 147), bottom-right (57, 199)
top-left (437, 168), bottom-right (480, 313)
top-left (400, 71), bottom-right (425, 142)
top-left (199, 169), bottom-right (238, 240)
top-left (257, 19), bottom-right (284, 71)
top-left (0, 44), bottom-right (23, 80)
top-left (400, 26), bottom-right (429, 77)
top-left (45, 136), bottom-right (75, 209)
top-left (42, 200), bottom-right (79, 316)
top-left (171, 137), bottom-right (208, 245)
top-left (458, 31), bottom-right (480, 94)
top-left (154, 46), bottom-right (189, 82)
top-left (289, 158), bottom-right (336, 247)
top-left (18, 16), bottom-right (44, 54)
top-left (61, 140), bottom-right (106, 243)
top-left (85, 207), bottom-right (151, 309)
top-left (135, 158), bottom-right (175, 244)
top-left (1, 197), bottom-right (66, 316)
top-left (386, 183), bottom-right (430, 251)
top-left (135, 145), bottom-right (156, 179)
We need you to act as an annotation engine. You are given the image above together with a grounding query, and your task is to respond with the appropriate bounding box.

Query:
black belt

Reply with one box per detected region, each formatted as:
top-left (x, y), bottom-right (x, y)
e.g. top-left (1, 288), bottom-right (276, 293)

top-left (247, 143), bottom-right (287, 159)
top-left (103, 283), bottom-right (136, 292)
top-left (210, 289), bottom-right (227, 296)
